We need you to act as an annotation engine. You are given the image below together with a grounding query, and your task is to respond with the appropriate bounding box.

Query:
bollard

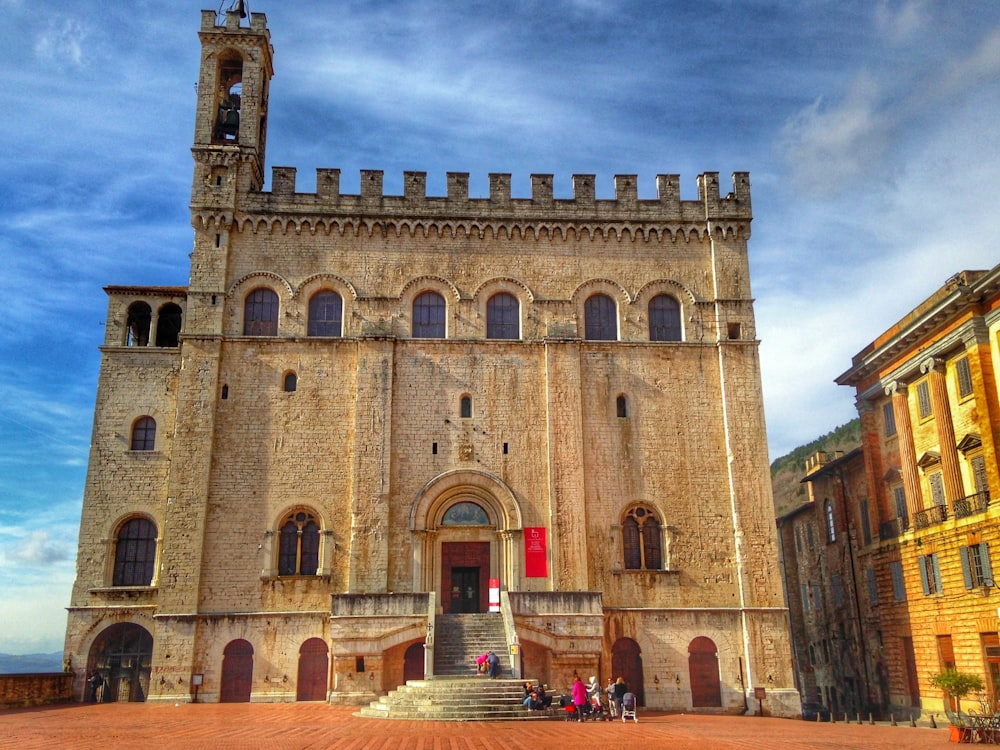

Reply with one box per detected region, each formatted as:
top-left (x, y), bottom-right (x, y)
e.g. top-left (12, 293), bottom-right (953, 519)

top-left (890, 714), bottom-right (897, 726)
top-left (815, 711), bottom-right (821, 722)
top-left (831, 712), bottom-right (836, 723)
top-left (869, 713), bottom-right (875, 725)
top-left (857, 713), bottom-right (863, 724)
top-left (909, 716), bottom-right (916, 727)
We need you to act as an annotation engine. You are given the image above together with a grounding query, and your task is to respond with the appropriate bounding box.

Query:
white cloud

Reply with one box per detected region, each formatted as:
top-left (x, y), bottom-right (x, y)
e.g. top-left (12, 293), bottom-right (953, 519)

top-left (4, 530), bottom-right (72, 565)
top-left (33, 15), bottom-right (89, 68)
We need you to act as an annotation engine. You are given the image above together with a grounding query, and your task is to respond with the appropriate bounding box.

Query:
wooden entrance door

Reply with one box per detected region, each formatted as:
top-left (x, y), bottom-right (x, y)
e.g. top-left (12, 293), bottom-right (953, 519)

top-left (451, 567), bottom-right (480, 613)
top-left (611, 637), bottom-right (645, 706)
top-left (404, 642), bottom-right (425, 682)
top-left (296, 638), bottom-right (328, 701)
top-left (441, 542), bottom-right (490, 614)
top-left (688, 637), bottom-right (722, 707)
top-left (220, 639), bottom-right (254, 703)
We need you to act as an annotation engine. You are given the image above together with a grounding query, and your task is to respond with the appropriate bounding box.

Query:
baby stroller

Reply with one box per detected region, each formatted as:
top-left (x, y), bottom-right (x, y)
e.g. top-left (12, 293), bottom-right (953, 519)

top-left (621, 692), bottom-right (638, 723)
top-left (588, 691), bottom-right (610, 721)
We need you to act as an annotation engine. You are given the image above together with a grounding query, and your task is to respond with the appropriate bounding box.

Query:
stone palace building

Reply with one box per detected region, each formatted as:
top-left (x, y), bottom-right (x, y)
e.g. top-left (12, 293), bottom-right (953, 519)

top-left (63, 8), bottom-right (797, 715)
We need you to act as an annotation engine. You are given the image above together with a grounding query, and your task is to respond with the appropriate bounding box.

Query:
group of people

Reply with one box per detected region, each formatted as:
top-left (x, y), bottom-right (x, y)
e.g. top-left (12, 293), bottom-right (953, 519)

top-left (564, 675), bottom-right (630, 721)
top-left (521, 681), bottom-right (553, 711)
top-left (474, 650), bottom-right (501, 679)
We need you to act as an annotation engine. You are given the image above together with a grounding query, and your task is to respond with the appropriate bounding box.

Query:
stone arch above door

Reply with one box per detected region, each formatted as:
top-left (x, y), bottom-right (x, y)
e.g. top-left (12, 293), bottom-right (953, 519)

top-left (409, 469), bottom-right (524, 596)
top-left (409, 469), bottom-right (523, 532)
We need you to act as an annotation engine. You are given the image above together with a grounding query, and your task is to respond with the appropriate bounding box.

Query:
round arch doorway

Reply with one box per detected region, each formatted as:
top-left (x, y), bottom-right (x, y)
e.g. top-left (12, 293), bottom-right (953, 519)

top-left (409, 470), bottom-right (523, 610)
top-left (87, 622), bottom-right (153, 702)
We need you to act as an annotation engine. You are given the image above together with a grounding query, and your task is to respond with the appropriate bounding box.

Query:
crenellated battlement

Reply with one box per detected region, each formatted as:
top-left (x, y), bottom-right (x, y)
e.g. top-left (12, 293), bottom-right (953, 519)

top-left (223, 168), bottom-right (752, 224)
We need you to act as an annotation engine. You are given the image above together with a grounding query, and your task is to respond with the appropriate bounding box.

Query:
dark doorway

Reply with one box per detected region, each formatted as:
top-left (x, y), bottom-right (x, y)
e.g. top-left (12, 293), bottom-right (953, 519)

top-left (87, 622), bottom-right (153, 702)
top-left (688, 636), bottom-right (722, 707)
top-left (441, 541), bottom-right (490, 614)
top-left (451, 567), bottom-right (480, 613)
top-left (611, 637), bottom-right (645, 706)
top-left (220, 639), bottom-right (254, 703)
top-left (404, 642), bottom-right (425, 682)
top-left (296, 638), bottom-right (328, 701)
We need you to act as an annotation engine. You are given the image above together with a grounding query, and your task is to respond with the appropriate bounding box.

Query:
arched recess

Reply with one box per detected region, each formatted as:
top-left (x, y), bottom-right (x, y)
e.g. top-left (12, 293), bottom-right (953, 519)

top-left (87, 622), bottom-right (153, 702)
top-left (688, 636), bottom-right (722, 707)
top-left (220, 639), bottom-right (254, 703)
top-left (403, 642), bottom-right (425, 683)
top-left (611, 637), bottom-right (645, 707)
top-left (296, 638), bottom-right (329, 701)
top-left (409, 469), bottom-right (523, 601)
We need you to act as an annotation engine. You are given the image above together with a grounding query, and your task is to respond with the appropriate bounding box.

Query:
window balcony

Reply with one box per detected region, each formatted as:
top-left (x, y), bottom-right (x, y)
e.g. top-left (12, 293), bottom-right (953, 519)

top-left (914, 504), bottom-right (948, 529)
top-left (953, 490), bottom-right (990, 519)
top-left (879, 517), bottom-right (908, 541)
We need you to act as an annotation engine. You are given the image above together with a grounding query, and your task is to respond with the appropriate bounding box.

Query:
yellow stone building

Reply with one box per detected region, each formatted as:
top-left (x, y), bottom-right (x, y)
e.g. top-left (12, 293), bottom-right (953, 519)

top-left (63, 9), bottom-right (796, 714)
top-left (837, 267), bottom-right (1000, 720)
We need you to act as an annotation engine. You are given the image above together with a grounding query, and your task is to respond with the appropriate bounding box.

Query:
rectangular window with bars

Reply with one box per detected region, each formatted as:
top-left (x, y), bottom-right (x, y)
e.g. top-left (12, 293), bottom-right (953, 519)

top-left (919, 553), bottom-right (943, 595)
top-left (929, 472), bottom-right (946, 507)
top-left (860, 498), bottom-right (872, 545)
top-left (956, 356), bottom-right (974, 399)
top-left (865, 567), bottom-right (879, 605)
top-left (961, 542), bottom-right (994, 589)
top-left (883, 401), bottom-right (897, 437)
top-left (894, 485), bottom-right (909, 527)
top-left (917, 381), bottom-right (932, 419)
top-left (891, 560), bottom-right (906, 601)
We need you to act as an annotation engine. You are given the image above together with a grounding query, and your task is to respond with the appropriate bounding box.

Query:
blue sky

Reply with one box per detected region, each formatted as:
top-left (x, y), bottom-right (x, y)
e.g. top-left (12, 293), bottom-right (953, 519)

top-left (2, 0), bottom-right (999, 655)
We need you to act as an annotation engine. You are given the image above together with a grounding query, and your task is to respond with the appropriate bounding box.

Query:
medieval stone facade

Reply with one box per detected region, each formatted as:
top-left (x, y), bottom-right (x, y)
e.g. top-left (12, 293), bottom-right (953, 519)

top-left (63, 9), bottom-right (797, 715)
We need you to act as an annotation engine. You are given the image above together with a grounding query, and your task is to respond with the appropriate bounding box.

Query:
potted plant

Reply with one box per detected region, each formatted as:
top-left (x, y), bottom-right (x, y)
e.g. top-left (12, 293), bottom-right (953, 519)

top-left (930, 669), bottom-right (986, 715)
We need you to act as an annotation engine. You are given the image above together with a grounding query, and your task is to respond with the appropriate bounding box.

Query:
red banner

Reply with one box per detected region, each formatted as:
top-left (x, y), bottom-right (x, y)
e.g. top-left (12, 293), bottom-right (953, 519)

top-left (524, 527), bottom-right (548, 578)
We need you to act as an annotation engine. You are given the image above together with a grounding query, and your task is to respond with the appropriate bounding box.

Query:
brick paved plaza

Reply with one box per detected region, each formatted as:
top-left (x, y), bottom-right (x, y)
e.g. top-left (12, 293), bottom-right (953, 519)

top-left (0, 703), bottom-right (949, 749)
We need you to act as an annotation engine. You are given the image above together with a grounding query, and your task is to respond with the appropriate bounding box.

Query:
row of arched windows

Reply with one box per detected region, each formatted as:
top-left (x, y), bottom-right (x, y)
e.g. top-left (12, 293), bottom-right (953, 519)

top-left (242, 288), bottom-right (684, 342)
top-left (125, 302), bottom-right (183, 347)
top-left (108, 500), bottom-right (664, 591)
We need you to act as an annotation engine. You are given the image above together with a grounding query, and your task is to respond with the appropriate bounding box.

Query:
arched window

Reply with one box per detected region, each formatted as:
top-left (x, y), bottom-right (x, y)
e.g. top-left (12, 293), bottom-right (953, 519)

top-left (308, 291), bottom-right (343, 337)
top-left (278, 510), bottom-right (320, 576)
top-left (617, 394), bottom-right (628, 418)
top-left (461, 395), bottom-right (472, 418)
top-left (130, 416), bottom-right (156, 451)
top-left (623, 506), bottom-right (662, 570)
top-left (113, 518), bottom-right (157, 586)
top-left (412, 291), bottom-right (446, 338)
top-left (155, 303), bottom-right (183, 347)
top-left (125, 302), bottom-right (152, 346)
top-left (825, 500), bottom-right (836, 543)
top-left (244, 288), bottom-right (278, 336)
top-left (283, 372), bottom-right (297, 392)
top-left (649, 294), bottom-right (682, 342)
top-left (584, 294), bottom-right (617, 340)
top-left (486, 292), bottom-right (519, 339)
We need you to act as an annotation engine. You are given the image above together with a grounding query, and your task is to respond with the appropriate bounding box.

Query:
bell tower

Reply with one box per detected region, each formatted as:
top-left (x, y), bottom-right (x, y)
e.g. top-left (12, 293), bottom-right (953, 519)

top-left (191, 8), bottom-right (273, 202)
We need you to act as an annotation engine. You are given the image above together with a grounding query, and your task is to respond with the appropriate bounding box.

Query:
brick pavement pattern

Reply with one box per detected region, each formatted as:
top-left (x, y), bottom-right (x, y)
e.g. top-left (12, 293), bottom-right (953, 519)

top-left (0, 704), bottom-right (949, 750)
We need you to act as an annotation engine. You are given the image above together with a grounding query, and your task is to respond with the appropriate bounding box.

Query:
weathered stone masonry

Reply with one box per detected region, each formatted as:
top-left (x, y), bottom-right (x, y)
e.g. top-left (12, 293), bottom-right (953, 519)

top-left (63, 8), bottom-right (797, 715)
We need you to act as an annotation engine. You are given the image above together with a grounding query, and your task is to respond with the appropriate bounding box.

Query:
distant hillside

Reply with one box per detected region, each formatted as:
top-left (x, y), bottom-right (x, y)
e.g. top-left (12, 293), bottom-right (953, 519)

top-left (0, 652), bottom-right (64, 674)
top-left (771, 419), bottom-right (861, 518)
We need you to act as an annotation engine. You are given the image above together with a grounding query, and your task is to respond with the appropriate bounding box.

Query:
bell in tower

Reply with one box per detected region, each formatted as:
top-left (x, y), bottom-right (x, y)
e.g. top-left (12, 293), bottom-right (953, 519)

top-left (192, 8), bottom-right (273, 194)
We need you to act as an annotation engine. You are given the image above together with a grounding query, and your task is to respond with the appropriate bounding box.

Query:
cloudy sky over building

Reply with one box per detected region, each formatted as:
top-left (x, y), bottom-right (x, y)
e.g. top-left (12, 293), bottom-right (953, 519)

top-left (2, 0), bottom-right (999, 654)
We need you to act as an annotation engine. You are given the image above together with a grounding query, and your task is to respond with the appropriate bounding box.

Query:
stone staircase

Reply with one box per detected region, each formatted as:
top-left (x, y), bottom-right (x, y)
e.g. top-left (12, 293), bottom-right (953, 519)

top-left (433, 613), bottom-right (509, 677)
top-left (356, 677), bottom-right (542, 721)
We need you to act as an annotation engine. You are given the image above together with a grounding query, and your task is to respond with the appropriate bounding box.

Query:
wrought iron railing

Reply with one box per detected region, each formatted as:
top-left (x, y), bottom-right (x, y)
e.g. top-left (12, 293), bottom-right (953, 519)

top-left (914, 504), bottom-right (948, 529)
top-left (879, 517), bottom-right (908, 541)
top-left (953, 490), bottom-right (991, 519)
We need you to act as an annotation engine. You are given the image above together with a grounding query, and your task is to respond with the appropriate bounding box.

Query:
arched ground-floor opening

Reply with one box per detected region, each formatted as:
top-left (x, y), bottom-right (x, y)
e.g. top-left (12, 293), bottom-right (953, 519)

top-left (220, 639), bottom-right (254, 703)
top-left (297, 638), bottom-right (328, 701)
top-left (403, 642), bottom-right (425, 682)
top-left (611, 637), bottom-right (645, 706)
top-left (87, 622), bottom-right (153, 703)
top-left (689, 636), bottom-right (722, 707)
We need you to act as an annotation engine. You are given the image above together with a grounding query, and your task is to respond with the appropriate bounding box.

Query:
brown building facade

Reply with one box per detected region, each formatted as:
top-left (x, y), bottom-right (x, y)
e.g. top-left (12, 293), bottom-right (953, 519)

top-left (836, 267), bottom-right (1000, 720)
top-left (63, 9), bottom-right (796, 714)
